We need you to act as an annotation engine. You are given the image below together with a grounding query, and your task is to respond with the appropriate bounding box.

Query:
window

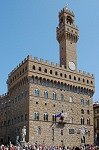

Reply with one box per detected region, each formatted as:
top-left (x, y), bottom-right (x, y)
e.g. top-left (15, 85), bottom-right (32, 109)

top-left (60, 73), bottom-right (62, 77)
top-left (52, 92), bottom-right (56, 100)
top-left (81, 98), bottom-right (84, 105)
top-left (78, 77), bottom-right (80, 81)
top-left (74, 76), bottom-right (76, 80)
top-left (52, 114), bottom-right (56, 122)
top-left (81, 117), bottom-right (84, 125)
top-left (44, 91), bottom-right (48, 99)
top-left (87, 80), bottom-right (89, 84)
top-left (34, 89), bottom-right (39, 97)
top-left (96, 119), bottom-right (99, 128)
top-left (22, 68), bottom-right (24, 73)
top-left (86, 100), bottom-right (90, 105)
top-left (33, 65), bottom-right (35, 70)
top-left (39, 67), bottom-right (41, 71)
top-left (69, 96), bottom-right (73, 102)
top-left (20, 71), bottom-right (21, 75)
top-left (87, 110), bottom-right (90, 114)
top-left (55, 71), bottom-right (58, 76)
top-left (70, 117), bottom-right (73, 123)
top-left (61, 130), bottom-right (63, 135)
top-left (69, 75), bottom-right (71, 79)
top-left (81, 109), bottom-right (84, 114)
top-left (61, 94), bottom-right (64, 101)
top-left (34, 112), bottom-right (39, 120)
top-left (83, 79), bottom-right (85, 82)
top-left (44, 113), bottom-right (48, 121)
top-left (64, 74), bottom-right (67, 78)
top-left (37, 126), bottom-right (41, 135)
top-left (50, 70), bottom-right (52, 74)
top-left (87, 119), bottom-right (90, 125)
top-left (91, 81), bottom-right (93, 84)
top-left (44, 69), bottom-right (47, 73)
top-left (69, 129), bottom-right (74, 134)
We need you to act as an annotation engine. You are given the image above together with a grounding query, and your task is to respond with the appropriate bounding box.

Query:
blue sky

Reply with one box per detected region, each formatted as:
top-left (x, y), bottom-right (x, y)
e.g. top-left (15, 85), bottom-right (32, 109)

top-left (0, 0), bottom-right (99, 101)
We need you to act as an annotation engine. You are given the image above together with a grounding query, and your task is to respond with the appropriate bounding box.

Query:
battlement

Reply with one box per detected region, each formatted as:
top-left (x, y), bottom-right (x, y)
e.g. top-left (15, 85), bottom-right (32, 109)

top-left (8, 55), bottom-right (94, 79)
top-left (8, 55), bottom-right (31, 77)
top-left (59, 6), bottom-right (74, 17)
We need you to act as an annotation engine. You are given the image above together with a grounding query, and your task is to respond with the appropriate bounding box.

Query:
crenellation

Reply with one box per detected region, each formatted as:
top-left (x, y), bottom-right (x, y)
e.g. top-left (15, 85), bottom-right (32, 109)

top-left (56, 63), bottom-right (60, 67)
top-left (59, 7), bottom-right (74, 17)
top-left (40, 58), bottom-right (44, 63)
top-left (51, 62), bottom-right (55, 65)
top-left (45, 60), bottom-right (49, 64)
top-left (33, 57), bottom-right (38, 62)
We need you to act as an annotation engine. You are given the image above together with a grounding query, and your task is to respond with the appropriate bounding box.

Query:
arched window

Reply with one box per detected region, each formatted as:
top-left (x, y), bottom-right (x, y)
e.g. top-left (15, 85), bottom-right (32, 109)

top-left (55, 71), bottom-right (58, 76)
top-left (78, 77), bottom-right (80, 81)
top-left (39, 67), bottom-right (41, 71)
top-left (81, 109), bottom-right (84, 114)
top-left (87, 110), bottom-right (90, 114)
top-left (87, 119), bottom-right (90, 125)
top-left (34, 112), bottom-right (39, 120)
top-left (81, 117), bottom-right (84, 125)
top-left (44, 113), bottom-right (48, 121)
top-left (34, 89), bottom-right (39, 97)
top-left (60, 73), bottom-right (62, 77)
top-left (66, 16), bottom-right (73, 24)
top-left (86, 100), bottom-right (90, 105)
top-left (70, 117), bottom-right (73, 123)
top-left (52, 92), bottom-right (56, 100)
top-left (69, 75), bottom-right (71, 79)
top-left (61, 94), bottom-right (64, 101)
top-left (50, 70), bottom-right (52, 74)
top-left (37, 126), bottom-right (41, 135)
top-left (44, 91), bottom-right (48, 99)
top-left (33, 65), bottom-right (35, 70)
top-left (69, 96), bottom-right (73, 102)
top-left (81, 98), bottom-right (84, 105)
top-left (44, 69), bottom-right (47, 73)
top-left (64, 74), bottom-right (67, 78)
top-left (87, 80), bottom-right (89, 84)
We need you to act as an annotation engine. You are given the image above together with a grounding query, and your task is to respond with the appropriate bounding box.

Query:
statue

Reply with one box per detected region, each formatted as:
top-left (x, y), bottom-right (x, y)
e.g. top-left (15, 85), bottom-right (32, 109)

top-left (21, 126), bottom-right (26, 142)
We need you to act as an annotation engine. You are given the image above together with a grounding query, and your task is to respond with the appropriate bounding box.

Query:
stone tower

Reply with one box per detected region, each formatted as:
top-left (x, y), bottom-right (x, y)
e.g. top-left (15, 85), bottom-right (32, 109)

top-left (56, 6), bottom-right (79, 71)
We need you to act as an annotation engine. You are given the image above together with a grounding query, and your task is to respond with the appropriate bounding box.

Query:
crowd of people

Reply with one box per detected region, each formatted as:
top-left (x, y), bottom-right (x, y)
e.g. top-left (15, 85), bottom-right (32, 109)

top-left (0, 143), bottom-right (98, 150)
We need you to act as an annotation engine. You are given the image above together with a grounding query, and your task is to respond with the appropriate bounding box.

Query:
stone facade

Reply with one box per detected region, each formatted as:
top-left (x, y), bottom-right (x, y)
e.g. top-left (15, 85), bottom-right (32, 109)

top-left (0, 7), bottom-right (95, 147)
top-left (93, 103), bottom-right (99, 146)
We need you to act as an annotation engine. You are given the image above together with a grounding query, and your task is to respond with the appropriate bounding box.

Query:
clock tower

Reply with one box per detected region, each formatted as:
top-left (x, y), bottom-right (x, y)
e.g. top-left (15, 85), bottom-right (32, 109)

top-left (56, 6), bottom-right (79, 71)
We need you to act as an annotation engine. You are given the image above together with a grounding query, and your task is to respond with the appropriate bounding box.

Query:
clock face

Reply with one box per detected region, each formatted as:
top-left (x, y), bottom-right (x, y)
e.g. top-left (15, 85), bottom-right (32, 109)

top-left (68, 62), bottom-right (76, 71)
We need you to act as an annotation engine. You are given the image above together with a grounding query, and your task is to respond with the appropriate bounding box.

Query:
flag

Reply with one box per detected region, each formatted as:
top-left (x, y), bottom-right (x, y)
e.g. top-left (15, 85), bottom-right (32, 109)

top-left (55, 113), bottom-right (61, 117)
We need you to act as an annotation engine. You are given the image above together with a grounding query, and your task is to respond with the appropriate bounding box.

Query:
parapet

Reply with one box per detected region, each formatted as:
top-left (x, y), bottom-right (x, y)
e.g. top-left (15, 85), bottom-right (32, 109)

top-left (8, 55), bottom-right (32, 77)
top-left (8, 55), bottom-right (94, 78)
top-left (59, 6), bottom-right (74, 17)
